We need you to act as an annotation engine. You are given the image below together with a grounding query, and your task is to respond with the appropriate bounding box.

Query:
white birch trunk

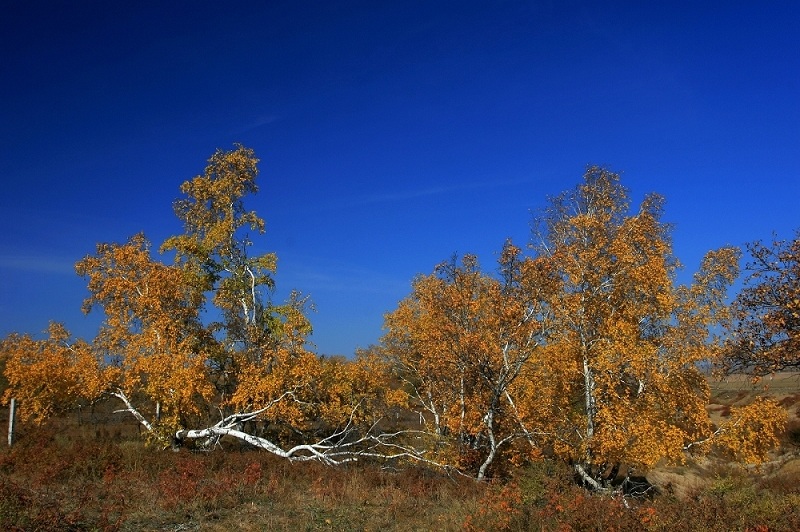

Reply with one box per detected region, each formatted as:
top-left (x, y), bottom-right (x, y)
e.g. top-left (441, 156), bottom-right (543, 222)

top-left (477, 409), bottom-right (497, 480)
top-left (111, 391), bottom-right (153, 432)
top-left (583, 355), bottom-right (596, 440)
top-left (8, 398), bottom-right (16, 447)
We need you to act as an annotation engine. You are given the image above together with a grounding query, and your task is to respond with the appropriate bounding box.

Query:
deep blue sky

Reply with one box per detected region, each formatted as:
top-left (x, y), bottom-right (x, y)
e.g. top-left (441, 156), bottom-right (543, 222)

top-left (1, 1), bottom-right (798, 356)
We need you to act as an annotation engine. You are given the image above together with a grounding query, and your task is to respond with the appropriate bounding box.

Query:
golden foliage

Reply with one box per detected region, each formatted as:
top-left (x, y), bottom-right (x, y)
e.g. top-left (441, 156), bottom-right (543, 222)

top-left (0, 155), bottom-right (787, 481)
top-left (75, 233), bottom-right (215, 428)
top-left (382, 244), bottom-right (558, 477)
top-left (382, 167), bottom-right (783, 481)
top-left (0, 323), bottom-right (108, 422)
top-left (2, 146), bottom-right (332, 441)
top-left (715, 397), bottom-right (788, 464)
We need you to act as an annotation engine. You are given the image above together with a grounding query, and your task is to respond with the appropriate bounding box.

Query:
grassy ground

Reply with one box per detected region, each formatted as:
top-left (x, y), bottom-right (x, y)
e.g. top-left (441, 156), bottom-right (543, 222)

top-left (1, 374), bottom-right (799, 531)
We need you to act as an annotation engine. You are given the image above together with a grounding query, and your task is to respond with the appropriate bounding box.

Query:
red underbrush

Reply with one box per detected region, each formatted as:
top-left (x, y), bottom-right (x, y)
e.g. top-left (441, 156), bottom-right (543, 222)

top-left (463, 458), bottom-right (800, 531)
top-left (1, 418), bottom-right (800, 531)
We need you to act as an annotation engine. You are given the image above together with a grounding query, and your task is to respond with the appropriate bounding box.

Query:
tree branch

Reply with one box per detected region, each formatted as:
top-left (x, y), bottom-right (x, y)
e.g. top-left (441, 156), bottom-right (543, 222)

top-left (110, 390), bottom-right (153, 432)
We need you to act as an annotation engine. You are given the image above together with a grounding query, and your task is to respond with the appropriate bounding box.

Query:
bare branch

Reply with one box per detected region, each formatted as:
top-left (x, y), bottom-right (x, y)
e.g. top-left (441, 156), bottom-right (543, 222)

top-left (110, 390), bottom-right (153, 432)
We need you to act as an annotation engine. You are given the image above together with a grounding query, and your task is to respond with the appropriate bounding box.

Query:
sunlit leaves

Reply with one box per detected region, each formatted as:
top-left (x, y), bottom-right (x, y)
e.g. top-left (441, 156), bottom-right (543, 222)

top-left (75, 233), bottom-right (214, 428)
top-left (0, 323), bottom-right (108, 422)
top-left (383, 166), bottom-right (782, 482)
top-left (163, 144), bottom-right (265, 267)
top-left (526, 168), bottom-right (752, 482)
top-left (1, 146), bottom-right (330, 443)
top-left (715, 397), bottom-right (787, 463)
top-left (382, 244), bottom-right (556, 478)
top-left (1, 154), bottom-right (788, 479)
top-left (161, 145), bottom-right (283, 373)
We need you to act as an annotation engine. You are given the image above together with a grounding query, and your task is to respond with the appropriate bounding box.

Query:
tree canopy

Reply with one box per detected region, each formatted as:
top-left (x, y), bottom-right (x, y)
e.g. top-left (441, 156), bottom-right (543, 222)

top-left (381, 167), bottom-right (786, 483)
top-left (0, 155), bottom-right (789, 487)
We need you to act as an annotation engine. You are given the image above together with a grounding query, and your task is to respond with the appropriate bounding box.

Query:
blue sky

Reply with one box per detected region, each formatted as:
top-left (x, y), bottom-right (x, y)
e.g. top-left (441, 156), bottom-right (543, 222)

top-left (1, 1), bottom-right (798, 356)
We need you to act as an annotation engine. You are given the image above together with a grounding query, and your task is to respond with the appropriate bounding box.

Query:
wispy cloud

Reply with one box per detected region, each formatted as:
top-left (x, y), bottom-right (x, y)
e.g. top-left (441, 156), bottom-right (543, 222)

top-left (0, 256), bottom-right (76, 275)
top-left (275, 254), bottom-right (411, 297)
top-left (231, 114), bottom-right (280, 135)
top-left (348, 177), bottom-right (533, 207)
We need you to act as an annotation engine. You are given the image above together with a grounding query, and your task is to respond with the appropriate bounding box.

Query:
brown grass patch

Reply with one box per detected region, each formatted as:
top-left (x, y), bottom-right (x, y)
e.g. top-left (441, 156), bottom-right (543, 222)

top-left (1, 372), bottom-right (799, 530)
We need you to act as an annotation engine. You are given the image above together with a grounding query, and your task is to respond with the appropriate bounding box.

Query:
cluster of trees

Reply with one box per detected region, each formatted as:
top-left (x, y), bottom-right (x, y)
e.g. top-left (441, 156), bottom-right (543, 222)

top-left (379, 168), bottom-right (790, 485)
top-left (1, 147), bottom-right (797, 488)
top-left (1, 146), bottom-right (394, 463)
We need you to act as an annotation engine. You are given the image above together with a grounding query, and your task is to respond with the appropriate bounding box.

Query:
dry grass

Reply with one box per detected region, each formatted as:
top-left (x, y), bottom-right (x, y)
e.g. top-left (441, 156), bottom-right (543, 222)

top-left (0, 422), bottom-right (485, 531)
top-left (709, 372), bottom-right (800, 408)
top-left (1, 373), bottom-right (799, 531)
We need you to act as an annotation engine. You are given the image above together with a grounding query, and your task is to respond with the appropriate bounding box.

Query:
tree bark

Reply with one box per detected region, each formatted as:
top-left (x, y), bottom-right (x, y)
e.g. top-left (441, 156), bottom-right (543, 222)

top-left (111, 391), bottom-right (153, 432)
top-left (574, 462), bottom-right (603, 491)
top-left (8, 398), bottom-right (16, 447)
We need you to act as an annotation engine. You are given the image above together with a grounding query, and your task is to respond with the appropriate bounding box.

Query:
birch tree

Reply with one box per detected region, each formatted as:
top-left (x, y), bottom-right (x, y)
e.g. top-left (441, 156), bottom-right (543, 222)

top-left (382, 243), bottom-right (559, 479)
top-left (1, 322), bottom-right (108, 423)
top-left (1, 146), bottom-right (402, 464)
top-left (529, 167), bottom-right (785, 487)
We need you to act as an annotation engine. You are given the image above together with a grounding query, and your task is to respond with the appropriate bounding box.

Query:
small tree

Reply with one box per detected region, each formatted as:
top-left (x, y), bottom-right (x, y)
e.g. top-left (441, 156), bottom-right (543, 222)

top-left (1, 322), bottom-right (107, 423)
top-left (725, 231), bottom-right (800, 375)
top-left (74, 233), bottom-right (214, 433)
top-left (528, 167), bottom-right (776, 488)
top-left (382, 244), bottom-right (557, 479)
